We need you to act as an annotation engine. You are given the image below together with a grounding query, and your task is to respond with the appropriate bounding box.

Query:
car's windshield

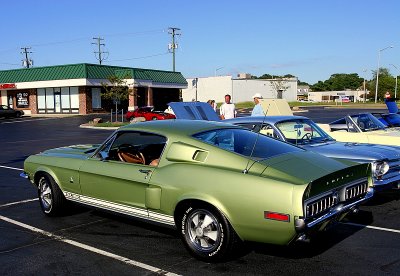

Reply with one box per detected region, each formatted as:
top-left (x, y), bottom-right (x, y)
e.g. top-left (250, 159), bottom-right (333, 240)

top-left (193, 128), bottom-right (303, 160)
top-left (275, 119), bottom-right (334, 145)
top-left (351, 113), bottom-right (387, 131)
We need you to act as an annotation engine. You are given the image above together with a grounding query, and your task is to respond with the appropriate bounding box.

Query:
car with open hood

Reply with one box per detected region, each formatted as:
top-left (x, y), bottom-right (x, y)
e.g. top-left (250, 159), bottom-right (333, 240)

top-left (21, 119), bottom-right (373, 261)
top-left (226, 115), bottom-right (400, 191)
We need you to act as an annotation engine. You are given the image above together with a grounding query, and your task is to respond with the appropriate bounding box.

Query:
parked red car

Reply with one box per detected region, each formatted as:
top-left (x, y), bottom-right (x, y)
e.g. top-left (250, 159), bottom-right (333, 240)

top-left (125, 106), bottom-right (176, 121)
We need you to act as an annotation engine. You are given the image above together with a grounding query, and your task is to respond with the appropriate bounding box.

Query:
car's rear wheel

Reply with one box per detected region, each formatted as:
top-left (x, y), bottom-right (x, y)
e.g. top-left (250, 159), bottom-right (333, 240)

top-left (37, 174), bottom-right (66, 216)
top-left (179, 204), bottom-right (240, 262)
top-left (15, 111), bottom-right (22, 118)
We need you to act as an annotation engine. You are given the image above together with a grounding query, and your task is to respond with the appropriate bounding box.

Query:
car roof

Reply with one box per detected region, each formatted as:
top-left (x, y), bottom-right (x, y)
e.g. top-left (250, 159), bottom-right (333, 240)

top-left (225, 115), bottom-right (309, 124)
top-left (119, 119), bottom-right (239, 136)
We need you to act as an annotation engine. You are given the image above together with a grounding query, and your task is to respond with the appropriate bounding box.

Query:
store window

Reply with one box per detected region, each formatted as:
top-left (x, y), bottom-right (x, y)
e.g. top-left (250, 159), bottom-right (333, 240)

top-left (70, 87), bottom-right (79, 111)
top-left (37, 87), bottom-right (79, 114)
top-left (16, 92), bottom-right (29, 108)
top-left (91, 88), bottom-right (102, 109)
top-left (45, 88), bottom-right (55, 113)
top-left (37, 89), bottom-right (46, 112)
top-left (61, 87), bottom-right (70, 109)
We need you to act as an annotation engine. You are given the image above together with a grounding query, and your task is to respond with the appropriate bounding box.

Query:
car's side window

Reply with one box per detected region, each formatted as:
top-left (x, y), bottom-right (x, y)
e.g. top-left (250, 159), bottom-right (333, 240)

top-left (236, 123), bottom-right (280, 140)
top-left (259, 124), bottom-right (280, 139)
top-left (102, 131), bottom-right (167, 166)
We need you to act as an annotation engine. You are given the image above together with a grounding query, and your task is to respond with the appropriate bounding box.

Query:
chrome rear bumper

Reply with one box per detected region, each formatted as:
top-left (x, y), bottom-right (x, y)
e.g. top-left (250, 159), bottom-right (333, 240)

top-left (295, 187), bottom-right (374, 231)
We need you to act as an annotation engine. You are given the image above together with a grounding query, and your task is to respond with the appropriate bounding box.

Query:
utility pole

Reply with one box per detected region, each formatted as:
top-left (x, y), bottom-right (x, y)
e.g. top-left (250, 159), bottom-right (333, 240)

top-left (92, 37), bottom-right (108, 65)
top-left (21, 47), bottom-right (33, 68)
top-left (168, 27), bottom-right (181, 72)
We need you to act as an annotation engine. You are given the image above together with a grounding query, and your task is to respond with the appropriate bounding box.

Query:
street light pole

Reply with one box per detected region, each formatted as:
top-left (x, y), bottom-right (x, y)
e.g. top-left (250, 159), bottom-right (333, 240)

top-left (375, 45), bottom-right (394, 103)
top-left (363, 69), bottom-right (367, 103)
top-left (390, 64), bottom-right (398, 98)
top-left (215, 67), bottom-right (224, 76)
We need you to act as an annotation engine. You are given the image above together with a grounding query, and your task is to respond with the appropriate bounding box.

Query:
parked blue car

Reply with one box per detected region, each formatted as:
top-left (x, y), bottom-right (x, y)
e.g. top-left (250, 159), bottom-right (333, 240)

top-left (226, 115), bottom-right (400, 191)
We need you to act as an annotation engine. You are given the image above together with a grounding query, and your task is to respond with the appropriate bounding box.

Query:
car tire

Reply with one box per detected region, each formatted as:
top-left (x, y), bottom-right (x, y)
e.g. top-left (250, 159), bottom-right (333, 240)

top-left (37, 174), bottom-right (67, 217)
top-left (179, 204), bottom-right (240, 262)
top-left (15, 111), bottom-right (22, 118)
top-left (152, 117), bottom-right (158, 120)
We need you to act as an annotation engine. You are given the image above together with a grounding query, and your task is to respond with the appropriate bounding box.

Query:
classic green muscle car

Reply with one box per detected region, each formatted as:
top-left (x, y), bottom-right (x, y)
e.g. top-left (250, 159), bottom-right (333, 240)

top-left (21, 120), bottom-right (373, 261)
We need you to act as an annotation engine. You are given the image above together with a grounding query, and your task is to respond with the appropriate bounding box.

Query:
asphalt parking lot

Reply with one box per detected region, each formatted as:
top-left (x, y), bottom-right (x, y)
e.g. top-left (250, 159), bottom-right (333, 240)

top-left (0, 108), bottom-right (399, 275)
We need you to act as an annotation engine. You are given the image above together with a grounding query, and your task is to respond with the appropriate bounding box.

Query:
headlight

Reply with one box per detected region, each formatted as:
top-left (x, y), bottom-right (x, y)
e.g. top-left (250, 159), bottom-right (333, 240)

top-left (372, 161), bottom-right (389, 179)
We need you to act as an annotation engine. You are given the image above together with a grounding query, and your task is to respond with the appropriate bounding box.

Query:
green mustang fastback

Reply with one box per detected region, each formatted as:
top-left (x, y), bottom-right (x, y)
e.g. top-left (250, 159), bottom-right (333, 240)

top-left (21, 120), bottom-right (373, 261)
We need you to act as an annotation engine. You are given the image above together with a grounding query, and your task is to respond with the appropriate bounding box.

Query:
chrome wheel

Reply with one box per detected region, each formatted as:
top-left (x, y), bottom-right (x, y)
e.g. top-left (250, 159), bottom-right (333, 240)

top-left (186, 209), bottom-right (221, 252)
top-left (39, 177), bottom-right (52, 212)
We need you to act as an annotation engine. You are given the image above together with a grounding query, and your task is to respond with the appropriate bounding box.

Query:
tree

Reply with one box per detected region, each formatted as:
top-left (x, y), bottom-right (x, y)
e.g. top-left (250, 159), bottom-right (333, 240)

top-left (298, 80), bottom-right (310, 86)
top-left (311, 80), bottom-right (328, 91)
top-left (270, 78), bottom-right (290, 99)
top-left (369, 68), bottom-right (396, 101)
top-left (101, 75), bottom-right (132, 121)
top-left (258, 73), bottom-right (274, 79)
top-left (310, 73), bottom-right (363, 91)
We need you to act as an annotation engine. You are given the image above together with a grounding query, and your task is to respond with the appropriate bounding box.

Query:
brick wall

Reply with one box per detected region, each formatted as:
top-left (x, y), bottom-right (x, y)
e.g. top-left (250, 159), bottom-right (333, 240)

top-left (29, 89), bottom-right (37, 114)
top-left (79, 86), bottom-right (88, 114)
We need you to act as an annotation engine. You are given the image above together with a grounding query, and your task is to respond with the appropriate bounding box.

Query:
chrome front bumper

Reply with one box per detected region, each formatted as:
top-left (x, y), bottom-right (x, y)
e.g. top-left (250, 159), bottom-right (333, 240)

top-left (295, 187), bottom-right (374, 231)
top-left (374, 173), bottom-right (400, 190)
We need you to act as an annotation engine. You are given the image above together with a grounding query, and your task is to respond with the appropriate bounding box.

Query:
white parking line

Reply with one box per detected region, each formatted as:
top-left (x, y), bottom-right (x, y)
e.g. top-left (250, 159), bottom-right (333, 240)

top-left (0, 165), bottom-right (24, 171)
top-left (0, 118), bottom-right (55, 124)
top-left (342, 222), bottom-right (400, 234)
top-left (0, 198), bottom-right (38, 208)
top-left (0, 215), bottom-right (180, 276)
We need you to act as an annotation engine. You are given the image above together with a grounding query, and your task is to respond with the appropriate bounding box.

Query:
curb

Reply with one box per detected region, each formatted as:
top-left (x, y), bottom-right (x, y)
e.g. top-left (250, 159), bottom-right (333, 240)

top-left (79, 125), bottom-right (119, 130)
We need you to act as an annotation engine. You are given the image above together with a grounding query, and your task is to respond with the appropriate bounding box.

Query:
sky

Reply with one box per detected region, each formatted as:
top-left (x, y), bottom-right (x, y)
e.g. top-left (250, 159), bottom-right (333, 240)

top-left (0, 0), bottom-right (399, 84)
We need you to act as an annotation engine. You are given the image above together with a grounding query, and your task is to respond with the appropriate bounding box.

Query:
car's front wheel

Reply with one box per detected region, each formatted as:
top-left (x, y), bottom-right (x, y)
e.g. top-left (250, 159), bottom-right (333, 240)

top-left (37, 174), bottom-right (67, 216)
top-left (179, 204), bottom-right (240, 262)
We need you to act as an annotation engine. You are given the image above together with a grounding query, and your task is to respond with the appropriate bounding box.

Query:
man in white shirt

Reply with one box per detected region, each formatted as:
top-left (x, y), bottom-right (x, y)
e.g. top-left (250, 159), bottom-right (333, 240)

top-left (219, 94), bottom-right (236, 119)
top-left (251, 93), bottom-right (264, 116)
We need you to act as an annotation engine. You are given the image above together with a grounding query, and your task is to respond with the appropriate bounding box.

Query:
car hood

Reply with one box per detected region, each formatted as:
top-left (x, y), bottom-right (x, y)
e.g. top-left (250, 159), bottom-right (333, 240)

top-left (301, 141), bottom-right (400, 162)
top-left (169, 102), bottom-right (220, 121)
top-left (258, 151), bottom-right (369, 198)
top-left (40, 144), bottom-right (99, 159)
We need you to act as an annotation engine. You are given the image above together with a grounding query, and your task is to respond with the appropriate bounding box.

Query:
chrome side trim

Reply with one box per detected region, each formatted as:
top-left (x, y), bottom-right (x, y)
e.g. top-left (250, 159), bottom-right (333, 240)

top-left (306, 188), bottom-right (374, 228)
top-left (63, 192), bottom-right (175, 226)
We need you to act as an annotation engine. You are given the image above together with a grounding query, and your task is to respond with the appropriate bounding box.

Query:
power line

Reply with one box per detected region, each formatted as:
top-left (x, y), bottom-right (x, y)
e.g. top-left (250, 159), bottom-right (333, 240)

top-left (0, 62), bottom-right (20, 66)
top-left (92, 37), bottom-right (108, 65)
top-left (102, 29), bottom-right (165, 38)
top-left (0, 29), bottom-right (166, 54)
top-left (106, 52), bottom-right (169, 63)
top-left (21, 47), bottom-right (33, 68)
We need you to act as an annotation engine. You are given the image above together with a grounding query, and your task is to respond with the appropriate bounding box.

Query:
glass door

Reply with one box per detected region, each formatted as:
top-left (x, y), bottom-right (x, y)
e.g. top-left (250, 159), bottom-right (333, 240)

top-left (54, 92), bottom-right (61, 113)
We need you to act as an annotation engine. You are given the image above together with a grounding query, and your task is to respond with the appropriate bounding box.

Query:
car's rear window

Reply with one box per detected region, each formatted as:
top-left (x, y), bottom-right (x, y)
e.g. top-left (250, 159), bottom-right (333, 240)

top-left (193, 128), bottom-right (303, 160)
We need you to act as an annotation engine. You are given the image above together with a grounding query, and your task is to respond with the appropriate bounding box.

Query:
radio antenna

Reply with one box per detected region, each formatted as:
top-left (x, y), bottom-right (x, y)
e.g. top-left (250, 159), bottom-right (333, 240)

top-left (242, 103), bottom-right (270, 174)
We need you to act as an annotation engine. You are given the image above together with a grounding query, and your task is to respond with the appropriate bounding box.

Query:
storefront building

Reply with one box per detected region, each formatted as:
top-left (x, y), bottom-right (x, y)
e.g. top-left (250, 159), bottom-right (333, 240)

top-left (0, 63), bottom-right (187, 115)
